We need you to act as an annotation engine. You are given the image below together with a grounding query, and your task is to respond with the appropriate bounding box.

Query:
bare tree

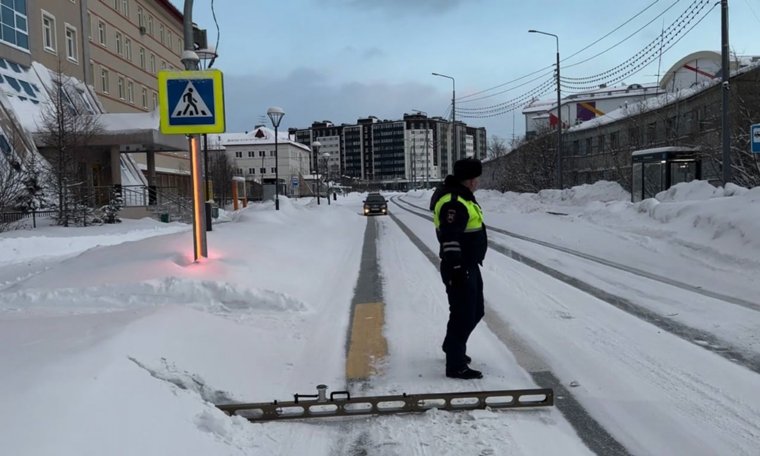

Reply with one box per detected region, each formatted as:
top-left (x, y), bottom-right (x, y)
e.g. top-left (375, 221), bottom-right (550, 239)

top-left (0, 130), bottom-right (43, 231)
top-left (209, 151), bottom-right (235, 206)
top-left (487, 135), bottom-right (509, 159)
top-left (36, 64), bottom-right (102, 226)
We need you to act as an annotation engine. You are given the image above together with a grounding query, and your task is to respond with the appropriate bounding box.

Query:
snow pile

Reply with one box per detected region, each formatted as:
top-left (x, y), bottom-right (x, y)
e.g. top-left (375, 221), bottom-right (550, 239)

top-left (633, 181), bottom-right (760, 255)
top-left (479, 180), bottom-right (630, 214)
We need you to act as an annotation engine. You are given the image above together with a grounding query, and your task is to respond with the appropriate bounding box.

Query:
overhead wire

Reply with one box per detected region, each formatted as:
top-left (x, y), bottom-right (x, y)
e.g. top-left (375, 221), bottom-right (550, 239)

top-left (456, 0), bottom-right (667, 103)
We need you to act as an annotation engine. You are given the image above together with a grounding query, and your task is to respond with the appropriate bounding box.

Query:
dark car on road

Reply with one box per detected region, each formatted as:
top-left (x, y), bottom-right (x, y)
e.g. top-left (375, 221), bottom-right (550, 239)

top-left (363, 193), bottom-right (388, 216)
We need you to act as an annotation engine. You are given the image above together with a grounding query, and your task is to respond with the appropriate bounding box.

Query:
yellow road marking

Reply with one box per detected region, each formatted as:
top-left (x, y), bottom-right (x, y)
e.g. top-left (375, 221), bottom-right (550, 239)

top-left (346, 302), bottom-right (388, 380)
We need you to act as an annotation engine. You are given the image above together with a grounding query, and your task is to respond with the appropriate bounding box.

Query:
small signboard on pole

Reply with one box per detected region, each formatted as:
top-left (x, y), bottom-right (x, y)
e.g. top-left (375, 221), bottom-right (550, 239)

top-left (751, 123), bottom-right (760, 154)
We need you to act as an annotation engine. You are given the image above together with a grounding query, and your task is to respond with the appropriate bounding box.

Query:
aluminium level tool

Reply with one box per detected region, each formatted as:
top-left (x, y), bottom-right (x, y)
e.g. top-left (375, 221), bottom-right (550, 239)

top-left (216, 384), bottom-right (554, 422)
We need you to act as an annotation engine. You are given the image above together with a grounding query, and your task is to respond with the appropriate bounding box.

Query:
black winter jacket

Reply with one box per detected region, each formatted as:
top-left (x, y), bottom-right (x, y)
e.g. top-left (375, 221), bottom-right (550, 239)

top-left (430, 176), bottom-right (488, 267)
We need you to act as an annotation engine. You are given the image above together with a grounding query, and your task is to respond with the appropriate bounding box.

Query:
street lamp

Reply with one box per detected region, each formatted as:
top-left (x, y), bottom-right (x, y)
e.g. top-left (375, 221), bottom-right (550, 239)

top-left (312, 141), bottom-right (321, 205)
top-left (432, 72), bottom-right (456, 166)
top-left (528, 29), bottom-right (563, 188)
top-left (323, 152), bottom-right (331, 205)
top-left (267, 106), bottom-right (285, 210)
top-left (412, 109), bottom-right (430, 188)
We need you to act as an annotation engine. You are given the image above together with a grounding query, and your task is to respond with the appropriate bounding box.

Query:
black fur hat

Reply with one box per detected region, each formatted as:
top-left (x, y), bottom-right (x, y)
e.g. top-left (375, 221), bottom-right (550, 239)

top-left (453, 158), bottom-right (482, 181)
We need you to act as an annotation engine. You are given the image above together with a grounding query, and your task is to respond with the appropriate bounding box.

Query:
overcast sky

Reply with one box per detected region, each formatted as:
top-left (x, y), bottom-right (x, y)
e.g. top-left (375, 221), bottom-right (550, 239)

top-left (169, 0), bottom-right (760, 141)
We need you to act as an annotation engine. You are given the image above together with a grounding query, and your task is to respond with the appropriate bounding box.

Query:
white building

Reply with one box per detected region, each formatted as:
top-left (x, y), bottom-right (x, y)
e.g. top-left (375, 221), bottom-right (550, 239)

top-left (218, 126), bottom-right (313, 198)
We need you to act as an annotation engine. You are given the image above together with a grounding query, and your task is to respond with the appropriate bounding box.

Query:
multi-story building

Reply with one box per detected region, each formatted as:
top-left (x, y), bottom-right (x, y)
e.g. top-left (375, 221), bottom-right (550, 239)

top-left (0, 0), bottom-right (200, 217)
top-left (217, 126), bottom-right (313, 199)
top-left (292, 114), bottom-right (486, 189)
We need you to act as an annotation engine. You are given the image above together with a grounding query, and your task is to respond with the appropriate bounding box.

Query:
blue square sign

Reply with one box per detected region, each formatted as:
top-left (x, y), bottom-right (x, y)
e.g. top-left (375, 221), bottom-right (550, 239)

top-left (158, 70), bottom-right (225, 134)
top-left (752, 124), bottom-right (760, 154)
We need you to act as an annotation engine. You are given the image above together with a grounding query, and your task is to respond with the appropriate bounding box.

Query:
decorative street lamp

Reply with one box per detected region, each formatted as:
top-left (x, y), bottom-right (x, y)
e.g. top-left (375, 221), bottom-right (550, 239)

top-left (323, 152), bottom-right (331, 205)
top-left (312, 141), bottom-right (322, 205)
top-left (528, 29), bottom-right (563, 188)
top-left (267, 106), bottom-right (285, 210)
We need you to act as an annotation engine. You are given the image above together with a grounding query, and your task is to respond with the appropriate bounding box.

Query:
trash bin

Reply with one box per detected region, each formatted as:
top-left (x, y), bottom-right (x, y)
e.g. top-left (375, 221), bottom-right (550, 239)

top-left (211, 206), bottom-right (219, 218)
top-left (160, 213), bottom-right (169, 223)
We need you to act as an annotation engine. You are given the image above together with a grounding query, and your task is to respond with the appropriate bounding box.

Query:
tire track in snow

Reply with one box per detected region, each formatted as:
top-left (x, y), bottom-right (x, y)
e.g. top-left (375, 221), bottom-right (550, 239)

top-left (386, 203), bottom-right (630, 456)
top-left (391, 196), bottom-right (760, 376)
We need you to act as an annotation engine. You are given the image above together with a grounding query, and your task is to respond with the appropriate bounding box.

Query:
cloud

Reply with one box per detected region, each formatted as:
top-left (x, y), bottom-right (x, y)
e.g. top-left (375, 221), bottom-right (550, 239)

top-left (328, 0), bottom-right (466, 16)
top-left (340, 45), bottom-right (386, 60)
top-left (221, 67), bottom-right (509, 139)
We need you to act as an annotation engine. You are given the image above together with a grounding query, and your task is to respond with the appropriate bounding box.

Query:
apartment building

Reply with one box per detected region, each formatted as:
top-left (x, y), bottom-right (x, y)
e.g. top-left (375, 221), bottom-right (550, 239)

top-left (0, 0), bottom-right (199, 213)
top-left (1, 1), bottom-right (87, 79)
top-left (293, 114), bottom-right (486, 188)
top-left (88, 0), bottom-right (185, 113)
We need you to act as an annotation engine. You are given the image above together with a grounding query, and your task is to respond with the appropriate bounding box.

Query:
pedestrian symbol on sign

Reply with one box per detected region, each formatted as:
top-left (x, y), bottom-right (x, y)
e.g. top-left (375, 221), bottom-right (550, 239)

top-left (172, 81), bottom-right (212, 118)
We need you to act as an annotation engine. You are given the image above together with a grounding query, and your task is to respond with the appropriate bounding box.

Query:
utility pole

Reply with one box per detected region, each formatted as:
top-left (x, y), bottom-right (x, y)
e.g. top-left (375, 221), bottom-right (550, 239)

top-left (181, 0), bottom-right (207, 259)
top-left (721, 0), bottom-right (731, 185)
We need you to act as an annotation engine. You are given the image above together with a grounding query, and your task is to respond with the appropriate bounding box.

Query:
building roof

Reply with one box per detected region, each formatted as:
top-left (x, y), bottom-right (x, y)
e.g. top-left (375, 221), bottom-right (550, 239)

top-left (216, 126), bottom-right (311, 152)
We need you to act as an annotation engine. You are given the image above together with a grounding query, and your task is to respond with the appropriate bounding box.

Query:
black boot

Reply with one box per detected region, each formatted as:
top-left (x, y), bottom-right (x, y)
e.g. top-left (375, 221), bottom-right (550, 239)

top-left (446, 367), bottom-right (483, 379)
top-left (464, 354), bottom-right (472, 364)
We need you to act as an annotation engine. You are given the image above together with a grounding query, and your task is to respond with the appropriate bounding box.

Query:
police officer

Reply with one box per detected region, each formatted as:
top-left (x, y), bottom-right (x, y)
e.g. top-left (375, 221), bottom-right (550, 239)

top-left (430, 158), bottom-right (487, 379)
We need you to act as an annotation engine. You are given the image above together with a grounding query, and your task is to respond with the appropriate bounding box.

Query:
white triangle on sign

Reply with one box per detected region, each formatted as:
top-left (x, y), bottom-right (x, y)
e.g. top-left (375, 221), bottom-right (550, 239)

top-left (172, 81), bottom-right (213, 118)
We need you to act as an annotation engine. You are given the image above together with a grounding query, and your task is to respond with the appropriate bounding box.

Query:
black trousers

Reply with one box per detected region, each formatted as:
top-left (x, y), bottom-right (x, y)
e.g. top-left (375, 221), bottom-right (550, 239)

top-left (440, 263), bottom-right (484, 370)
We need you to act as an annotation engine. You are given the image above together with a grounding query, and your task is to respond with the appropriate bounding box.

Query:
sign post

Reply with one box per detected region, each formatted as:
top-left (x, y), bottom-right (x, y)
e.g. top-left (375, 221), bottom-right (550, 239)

top-left (751, 123), bottom-right (760, 154)
top-left (158, 69), bottom-right (225, 261)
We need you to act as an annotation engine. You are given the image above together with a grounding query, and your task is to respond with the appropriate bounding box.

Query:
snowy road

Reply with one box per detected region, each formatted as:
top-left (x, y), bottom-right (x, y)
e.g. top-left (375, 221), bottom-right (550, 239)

top-left (384, 194), bottom-right (760, 455)
top-left (1, 185), bottom-right (758, 455)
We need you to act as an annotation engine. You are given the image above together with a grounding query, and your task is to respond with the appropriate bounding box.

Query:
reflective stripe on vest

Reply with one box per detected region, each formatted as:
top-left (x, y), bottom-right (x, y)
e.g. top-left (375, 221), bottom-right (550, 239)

top-left (433, 193), bottom-right (484, 232)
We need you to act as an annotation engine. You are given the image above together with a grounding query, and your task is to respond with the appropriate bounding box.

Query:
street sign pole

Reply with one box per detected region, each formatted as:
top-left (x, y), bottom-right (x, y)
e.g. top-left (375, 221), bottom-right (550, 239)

top-left (156, 1), bottom-right (225, 261)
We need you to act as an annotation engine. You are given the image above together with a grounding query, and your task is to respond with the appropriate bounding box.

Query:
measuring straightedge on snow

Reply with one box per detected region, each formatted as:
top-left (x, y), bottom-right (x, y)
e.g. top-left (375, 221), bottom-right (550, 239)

top-left (216, 384), bottom-right (554, 422)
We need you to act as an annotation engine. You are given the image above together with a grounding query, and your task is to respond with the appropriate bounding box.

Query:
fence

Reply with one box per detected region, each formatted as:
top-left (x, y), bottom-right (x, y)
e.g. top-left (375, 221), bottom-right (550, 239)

top-left (0, 209), bottom-right (58, 228)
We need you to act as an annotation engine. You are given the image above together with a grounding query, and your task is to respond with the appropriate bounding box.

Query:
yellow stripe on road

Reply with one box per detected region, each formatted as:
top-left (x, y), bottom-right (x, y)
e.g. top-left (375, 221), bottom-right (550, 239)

top-left (346, 302), bottom-right (388, 380)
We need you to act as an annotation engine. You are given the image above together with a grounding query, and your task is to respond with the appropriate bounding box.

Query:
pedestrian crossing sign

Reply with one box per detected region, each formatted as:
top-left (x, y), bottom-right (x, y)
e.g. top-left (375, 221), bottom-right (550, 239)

top-left (158, 69), bottom-right (225, 134)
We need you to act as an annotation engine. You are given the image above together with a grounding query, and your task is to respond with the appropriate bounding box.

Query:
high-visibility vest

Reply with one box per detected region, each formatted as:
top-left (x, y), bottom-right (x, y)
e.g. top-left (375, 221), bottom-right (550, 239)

top-left (433, 193), bottom-right (484, 232)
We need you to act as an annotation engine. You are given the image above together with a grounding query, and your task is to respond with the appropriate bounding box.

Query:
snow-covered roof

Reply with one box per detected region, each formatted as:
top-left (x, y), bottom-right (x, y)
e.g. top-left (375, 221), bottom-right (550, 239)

top-left (218, 126), bottom-right (311, 152)
top-left (631, 146), bottom-right (700, 157)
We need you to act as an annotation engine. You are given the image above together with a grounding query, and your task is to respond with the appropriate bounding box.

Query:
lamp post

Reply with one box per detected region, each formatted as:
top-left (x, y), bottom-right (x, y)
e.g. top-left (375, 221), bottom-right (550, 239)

top-left (529, 29), bottom-right (563, 188)
top-left (432, 72), bottom-right (456, 167)
top-left (312, 141), bottom-right (321, 205)
top-left (267, 106), bottom-right (284, 210)
top-left (323, 152), bottom-right (331, 205)
top-left (412, 109), bottom-right (430, 188)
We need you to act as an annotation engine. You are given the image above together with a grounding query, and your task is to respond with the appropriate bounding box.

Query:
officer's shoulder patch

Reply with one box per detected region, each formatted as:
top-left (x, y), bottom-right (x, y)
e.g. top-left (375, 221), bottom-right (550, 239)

top-left (446, 208), bottom-right (456, 224)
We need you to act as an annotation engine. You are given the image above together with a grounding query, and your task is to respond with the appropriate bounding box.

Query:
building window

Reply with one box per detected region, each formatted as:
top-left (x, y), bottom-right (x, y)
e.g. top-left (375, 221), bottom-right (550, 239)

top-left (127, 80), bottom-right (134, 103)
top-left (137, 6), bottom-right (143, 27)
top-left (98, 21), bottom-right (106, 45)
top-left (118, 76), bottom-right (125, 99)
top-left (260, 168), bottom-right (266, 174)
top-left (235, 151), bottom-right (242, 158)
top-left (42, 12), bottom-right (56, 53)
top-left (121, 0), bottom-right (129, 17)
top-left (124, 38), bottom-right (132, 61)
top-left (0, 0), bottom-right (29, 50)
top-left (270, 151), bottom-right (276, 156)
top-left (139, 47), bottom-right (145, 69)
top-left (160, 60), bottom-right (166, 70)
top-left (248, 151), bottom-right (254, 158)
top-left (141, 87), bottom-right (147, 108)
top-left (259, 151), bottom-right (264, 157)
top-left (101, 68), bottom-right (109, 93)
top-left (248, 168), bottom-right (255, 174)
top-left (115, 32), bottom-right (122, 55)
top-left (65, 25), bottom-right (78, 62)
top-left (87, 13), bottom-right (92, 41)
top-left (152, 91), bottom-right (157, 109)
top-left (159, 24), bottom-right (164, 44)
top-left (167, 31), bottom-right (172, 49)
top-left (147, 15), bottom-right (153, 35)
top-left (149, 54), bottom-right (156, 73)
top-left (271, 167), bottom-right (276, 173)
